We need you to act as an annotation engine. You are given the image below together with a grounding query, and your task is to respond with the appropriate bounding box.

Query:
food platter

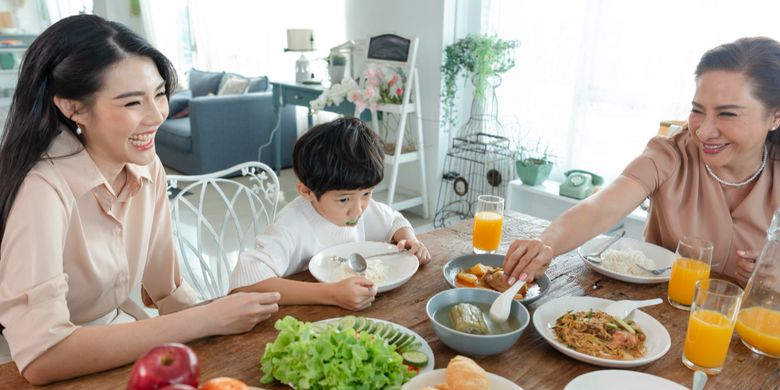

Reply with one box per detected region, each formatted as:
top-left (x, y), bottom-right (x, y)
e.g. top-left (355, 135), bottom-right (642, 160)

top-left (442, 253), bottom-right (550, 304)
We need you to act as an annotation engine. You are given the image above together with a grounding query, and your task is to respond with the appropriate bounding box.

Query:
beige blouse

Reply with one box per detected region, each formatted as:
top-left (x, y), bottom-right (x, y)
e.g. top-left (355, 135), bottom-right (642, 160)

top-left (0, 130), bottom-right (196, 372)
top-left (622, 128), bottom-right (779, 277)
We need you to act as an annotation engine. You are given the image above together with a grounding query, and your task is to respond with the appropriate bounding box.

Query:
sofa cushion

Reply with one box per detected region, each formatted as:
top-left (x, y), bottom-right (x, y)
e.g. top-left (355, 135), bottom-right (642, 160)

top-left (156, 118), bottom-right (192, 153)
top-left (246, 76), bottom-right (269, 93)
top-left (218, 74), bottom-right (250, 95)
top-left (189, 69), bottom-right (224, 97)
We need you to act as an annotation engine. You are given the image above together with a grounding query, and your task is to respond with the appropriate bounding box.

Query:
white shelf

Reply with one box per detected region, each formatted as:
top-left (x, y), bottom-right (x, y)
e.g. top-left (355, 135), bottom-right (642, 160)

top-left (385, 150), bottom-right (419, 165)
top-left (373, 187), bottom-right (425, 211)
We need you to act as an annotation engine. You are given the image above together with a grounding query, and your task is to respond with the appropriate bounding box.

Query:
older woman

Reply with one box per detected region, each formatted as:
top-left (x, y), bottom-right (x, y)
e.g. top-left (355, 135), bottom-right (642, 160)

top-left (0, 15), bottom-right (279, 385)
top-left (503, 37), bottom-right (780, 288)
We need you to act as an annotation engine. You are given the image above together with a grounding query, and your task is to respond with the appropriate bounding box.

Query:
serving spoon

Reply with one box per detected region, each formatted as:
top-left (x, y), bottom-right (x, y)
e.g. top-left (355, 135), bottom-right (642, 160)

top-left (489, 278), bottom-right (527, 322)
top-left (603, 298), bottom-right (663, 319)
top-left (583, 231), bottom-right (625, 264)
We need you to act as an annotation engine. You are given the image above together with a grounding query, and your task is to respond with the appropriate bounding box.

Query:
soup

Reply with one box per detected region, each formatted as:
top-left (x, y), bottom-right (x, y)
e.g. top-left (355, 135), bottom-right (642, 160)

top-left (434, 302), bottom-right (521, 335)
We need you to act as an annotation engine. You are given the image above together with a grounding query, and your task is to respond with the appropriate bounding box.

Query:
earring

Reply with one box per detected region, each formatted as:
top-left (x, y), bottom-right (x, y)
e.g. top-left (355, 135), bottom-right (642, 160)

top-left (76, 126), bottom-right (82, 135)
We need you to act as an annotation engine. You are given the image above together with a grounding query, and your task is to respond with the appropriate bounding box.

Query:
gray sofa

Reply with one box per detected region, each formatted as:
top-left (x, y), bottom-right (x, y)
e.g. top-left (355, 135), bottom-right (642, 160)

top-left (156, 71), bottom-right (296, 175)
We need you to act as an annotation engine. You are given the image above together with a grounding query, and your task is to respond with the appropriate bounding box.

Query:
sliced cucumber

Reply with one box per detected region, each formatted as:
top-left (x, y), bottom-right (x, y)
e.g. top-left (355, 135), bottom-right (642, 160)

top-left (401, 341), bottom-right (422, 353)
top-left (366, 319), bottom-right (378, 334)
top-left (396, 334), bottom-right (414, 350)
top-left (402, 351), bottom-right (429, 368)
top-left (339, 315), bottom-right (357, 331)
top-left (373, 322), bottom-right (385, 337)
top-left (387, 330), bottom-right (403, 346)
top-left (355, 317), bottom-right (368, 332)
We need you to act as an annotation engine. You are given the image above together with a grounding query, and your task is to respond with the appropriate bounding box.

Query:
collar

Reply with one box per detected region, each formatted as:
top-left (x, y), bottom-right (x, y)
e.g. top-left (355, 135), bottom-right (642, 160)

top-left (47, 129), bottom-right (153, 199)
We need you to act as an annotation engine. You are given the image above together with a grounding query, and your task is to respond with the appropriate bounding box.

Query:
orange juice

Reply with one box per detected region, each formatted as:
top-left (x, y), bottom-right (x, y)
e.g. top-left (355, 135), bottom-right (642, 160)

top-left (473, 211), bottom-right (503, 252)
top-left (668, 257), bottom-right (711, 306)
top-left (684, 309), bottom-right (735, 368)
top-left (736, 307), bottom-right (780, 357)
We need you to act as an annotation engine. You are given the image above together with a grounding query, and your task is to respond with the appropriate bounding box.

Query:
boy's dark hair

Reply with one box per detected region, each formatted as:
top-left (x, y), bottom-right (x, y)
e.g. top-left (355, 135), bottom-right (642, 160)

top-left (293, 117), bottom-right (385, 199)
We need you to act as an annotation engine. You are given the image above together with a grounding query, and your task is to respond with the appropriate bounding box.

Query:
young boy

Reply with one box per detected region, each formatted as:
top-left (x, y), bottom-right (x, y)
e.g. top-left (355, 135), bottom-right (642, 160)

top-left (229, 118), bottom-right (430, 310)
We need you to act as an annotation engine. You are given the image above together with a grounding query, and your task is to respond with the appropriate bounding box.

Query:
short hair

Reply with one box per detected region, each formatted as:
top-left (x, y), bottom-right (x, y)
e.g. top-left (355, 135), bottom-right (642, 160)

top-left (293, 117), bottom-right (384, 198)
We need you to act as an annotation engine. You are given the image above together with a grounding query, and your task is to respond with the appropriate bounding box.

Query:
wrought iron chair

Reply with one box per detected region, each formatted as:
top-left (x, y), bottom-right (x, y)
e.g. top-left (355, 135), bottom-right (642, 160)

top-left (167, 161), bottom-right (279, 301)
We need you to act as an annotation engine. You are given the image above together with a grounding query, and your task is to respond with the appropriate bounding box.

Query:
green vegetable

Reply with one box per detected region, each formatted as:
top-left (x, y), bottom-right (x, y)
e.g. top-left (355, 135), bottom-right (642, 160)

top-left (612, 316), bottom-right (637, 335)
top-left (402, 351), bottom-right (429, 368)
top-left (261, 316), bottom-right (415, 389)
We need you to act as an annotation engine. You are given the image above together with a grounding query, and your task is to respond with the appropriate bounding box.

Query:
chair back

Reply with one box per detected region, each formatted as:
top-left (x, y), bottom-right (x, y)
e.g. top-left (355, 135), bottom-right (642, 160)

top-left (167, 161), bottom-right (279, 301)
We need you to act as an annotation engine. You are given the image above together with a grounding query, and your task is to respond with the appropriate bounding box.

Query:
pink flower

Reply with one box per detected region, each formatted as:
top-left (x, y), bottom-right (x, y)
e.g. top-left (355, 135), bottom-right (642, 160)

top-left (397, 87), bottom-right (403, 97)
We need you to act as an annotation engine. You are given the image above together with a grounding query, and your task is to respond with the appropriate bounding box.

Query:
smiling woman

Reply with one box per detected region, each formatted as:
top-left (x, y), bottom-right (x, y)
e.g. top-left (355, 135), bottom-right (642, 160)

top-left (0, 15), bottom-right (280, 385)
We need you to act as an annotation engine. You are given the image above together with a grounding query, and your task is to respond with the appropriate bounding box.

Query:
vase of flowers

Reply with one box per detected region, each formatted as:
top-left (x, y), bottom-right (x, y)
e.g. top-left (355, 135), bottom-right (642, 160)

top-left (441, 34), bottom-right (519, 129)
top-left (310, 63), bottom-right (406, 114)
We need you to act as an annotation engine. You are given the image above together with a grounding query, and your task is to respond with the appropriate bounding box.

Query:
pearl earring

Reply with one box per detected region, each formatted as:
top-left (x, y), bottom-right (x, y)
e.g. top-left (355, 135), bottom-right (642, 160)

top-left (76, 126), bottom-right (82, 135)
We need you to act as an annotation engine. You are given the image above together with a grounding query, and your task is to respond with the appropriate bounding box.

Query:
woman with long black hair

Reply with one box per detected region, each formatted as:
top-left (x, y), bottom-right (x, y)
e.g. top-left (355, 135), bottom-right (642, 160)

top-left (0, 15), bottom-right (279, 385)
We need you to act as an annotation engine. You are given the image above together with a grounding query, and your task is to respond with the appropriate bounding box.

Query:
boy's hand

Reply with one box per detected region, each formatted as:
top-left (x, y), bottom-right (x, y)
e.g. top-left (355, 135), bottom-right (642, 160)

top-left (331, 276), bottom-right (377, 311)
top-left (397, 238), bottom-right (431, 265)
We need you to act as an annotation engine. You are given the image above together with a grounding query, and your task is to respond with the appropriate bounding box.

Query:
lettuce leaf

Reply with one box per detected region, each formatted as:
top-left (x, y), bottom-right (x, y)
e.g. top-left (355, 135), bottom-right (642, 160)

top-left (260, 316), bottom-right (415, 389)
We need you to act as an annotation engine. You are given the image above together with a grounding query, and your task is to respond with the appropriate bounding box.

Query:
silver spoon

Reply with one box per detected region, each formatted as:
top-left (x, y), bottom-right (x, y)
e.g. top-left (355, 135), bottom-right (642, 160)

top-left (348, 253), bottom-right (368, 275)
top-left (583, 231), bottom-right (625, 264)
top-left (635, 263), bottom-right (672, 276)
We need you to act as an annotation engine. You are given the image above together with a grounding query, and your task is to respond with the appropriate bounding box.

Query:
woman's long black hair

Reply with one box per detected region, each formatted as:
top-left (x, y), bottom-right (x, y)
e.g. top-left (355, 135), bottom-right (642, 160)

top-left (0, 14), bottom-right (177, 249)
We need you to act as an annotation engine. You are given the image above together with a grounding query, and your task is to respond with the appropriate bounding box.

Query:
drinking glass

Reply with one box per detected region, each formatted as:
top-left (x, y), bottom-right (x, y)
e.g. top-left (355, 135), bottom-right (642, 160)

top-left (668, 236), bottom-right (714, 310)
top-left (472, 195), bottom-right (504, 254)
top-left (682, 279), bottom-right (743, 374)
top-left (736, 208), bottom-right (780, 358)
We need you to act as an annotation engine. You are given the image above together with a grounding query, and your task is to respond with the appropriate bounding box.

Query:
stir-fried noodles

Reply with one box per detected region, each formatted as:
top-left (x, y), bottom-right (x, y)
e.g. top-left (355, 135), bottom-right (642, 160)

top-left (553, 310), bottom-right (646, 360)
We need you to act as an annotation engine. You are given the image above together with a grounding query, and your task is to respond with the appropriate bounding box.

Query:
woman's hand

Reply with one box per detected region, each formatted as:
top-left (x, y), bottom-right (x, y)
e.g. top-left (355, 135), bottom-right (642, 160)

top-left (204, 292), bottom-right (280, 335)
top-left (330, 276), bottom-right (377, 311)
top-left (502, 238), bottom-right (553, 284)
top-left (397, 238), bottom-right (431, 265)
top-left (735, 250), bottom-right (759, 286)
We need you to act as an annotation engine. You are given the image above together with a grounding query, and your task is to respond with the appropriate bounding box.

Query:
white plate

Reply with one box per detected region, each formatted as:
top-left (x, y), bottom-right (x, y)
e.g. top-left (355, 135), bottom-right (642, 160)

top-left (532, 296), bottom-right (671, 368)
top-left (564, 369), bottom-right (687, 390)
top-left (403, 368), bottom-right (523, 389)
top-left (318, 317), bottom-right (435, 374)
top-left (309, 241), bottom-right (419, 293)
top-left (578, 236), bottom-right (676, 284)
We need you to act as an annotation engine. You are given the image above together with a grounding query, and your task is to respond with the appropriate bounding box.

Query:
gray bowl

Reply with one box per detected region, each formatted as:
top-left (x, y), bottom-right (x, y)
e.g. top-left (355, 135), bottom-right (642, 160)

top-left (442, 253), bottom-right (550, 305)
top-left (426, 288), bottom-right (530, 356)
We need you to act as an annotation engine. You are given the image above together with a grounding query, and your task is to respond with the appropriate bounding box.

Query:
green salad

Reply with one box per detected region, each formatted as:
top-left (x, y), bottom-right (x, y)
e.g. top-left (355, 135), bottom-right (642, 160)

top-left (260, 316), bottom-right (416, 389)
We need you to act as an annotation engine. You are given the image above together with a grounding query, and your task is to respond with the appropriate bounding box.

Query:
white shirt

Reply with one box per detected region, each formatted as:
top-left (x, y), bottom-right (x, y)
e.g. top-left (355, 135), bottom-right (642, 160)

top-left (229, 196), bottom-right (411, 289)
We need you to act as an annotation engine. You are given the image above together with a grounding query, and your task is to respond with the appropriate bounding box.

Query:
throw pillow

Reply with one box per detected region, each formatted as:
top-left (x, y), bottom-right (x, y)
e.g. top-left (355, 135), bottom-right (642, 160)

top-left (246, 76), bottom-right (269, 93)
top-left (217, 74), bottom-right (250, 95)
top-left (189, 69), bottom-right (224, 97)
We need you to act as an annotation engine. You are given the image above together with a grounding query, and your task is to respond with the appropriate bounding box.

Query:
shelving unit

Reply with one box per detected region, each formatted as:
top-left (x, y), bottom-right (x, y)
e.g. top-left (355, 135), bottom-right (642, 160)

top-left (0, 34), bottom-right (35, 133)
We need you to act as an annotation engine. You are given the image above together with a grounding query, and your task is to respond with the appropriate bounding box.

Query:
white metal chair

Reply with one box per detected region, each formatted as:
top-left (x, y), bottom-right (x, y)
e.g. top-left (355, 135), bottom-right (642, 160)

top-left (354, 33), bottom-right (429, 218)
top-left (167, 161), bottom-right (279, 301)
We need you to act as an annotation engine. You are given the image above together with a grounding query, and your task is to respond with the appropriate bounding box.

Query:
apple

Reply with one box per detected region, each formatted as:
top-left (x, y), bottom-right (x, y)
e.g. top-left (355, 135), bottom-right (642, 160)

top-left (159, 385), bottom-right (197, 390)
top-left (127, 343), bottom-right (200, 390)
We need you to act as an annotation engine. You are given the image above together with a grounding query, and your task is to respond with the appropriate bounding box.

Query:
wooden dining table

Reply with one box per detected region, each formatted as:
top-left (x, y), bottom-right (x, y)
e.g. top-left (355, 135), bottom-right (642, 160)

top-left (1, 211), bottom-right (777, 389)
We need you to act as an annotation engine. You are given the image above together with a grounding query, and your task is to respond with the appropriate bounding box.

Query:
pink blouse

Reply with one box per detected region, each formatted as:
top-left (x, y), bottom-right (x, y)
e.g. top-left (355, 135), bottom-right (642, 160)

top-left (0, 130), bottom-right (196, 372)
top-left (622, 128), bottom-right (779, 277)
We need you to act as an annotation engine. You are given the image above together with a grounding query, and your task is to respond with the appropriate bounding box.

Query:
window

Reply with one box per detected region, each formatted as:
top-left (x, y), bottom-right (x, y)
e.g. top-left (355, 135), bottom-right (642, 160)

top-left (484, 0), bottom-right (780, 182)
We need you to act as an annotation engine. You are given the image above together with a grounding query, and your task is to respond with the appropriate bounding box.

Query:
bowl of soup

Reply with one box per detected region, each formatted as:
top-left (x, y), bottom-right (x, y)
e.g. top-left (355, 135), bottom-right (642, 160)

top-left (426, 288), bottom-right (530, 356)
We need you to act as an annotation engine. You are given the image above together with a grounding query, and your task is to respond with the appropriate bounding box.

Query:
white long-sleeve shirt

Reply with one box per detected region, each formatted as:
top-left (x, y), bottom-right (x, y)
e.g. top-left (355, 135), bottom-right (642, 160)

top-left (229, 196), bottom-right (411, 290)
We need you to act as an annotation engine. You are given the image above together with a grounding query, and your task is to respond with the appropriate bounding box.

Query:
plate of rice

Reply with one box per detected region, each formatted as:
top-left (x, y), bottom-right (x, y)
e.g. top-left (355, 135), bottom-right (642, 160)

top-left (309, 241), bottom-right (419, 293)
top-left (577, 236), bottom-right (676, 284)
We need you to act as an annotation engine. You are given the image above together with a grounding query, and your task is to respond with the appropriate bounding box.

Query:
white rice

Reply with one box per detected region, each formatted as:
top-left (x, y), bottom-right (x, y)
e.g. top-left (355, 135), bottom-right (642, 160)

top-left (326, 257), bottom-right (388, 283)
top-left (600, 248), bottom-right (657, 276)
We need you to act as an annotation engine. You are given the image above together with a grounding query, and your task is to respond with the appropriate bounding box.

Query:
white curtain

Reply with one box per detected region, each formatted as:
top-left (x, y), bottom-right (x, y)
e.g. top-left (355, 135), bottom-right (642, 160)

top-left (483, 0), bottom-right (780, 182)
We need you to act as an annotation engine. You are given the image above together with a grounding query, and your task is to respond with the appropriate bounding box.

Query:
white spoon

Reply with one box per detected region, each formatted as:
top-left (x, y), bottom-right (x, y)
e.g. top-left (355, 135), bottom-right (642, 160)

top-left (603, 298), bottom-right (663, 319)
top-left (692, 370), bottom-right (707, 390)
top-left (489, 279), bottom-right (526, 322)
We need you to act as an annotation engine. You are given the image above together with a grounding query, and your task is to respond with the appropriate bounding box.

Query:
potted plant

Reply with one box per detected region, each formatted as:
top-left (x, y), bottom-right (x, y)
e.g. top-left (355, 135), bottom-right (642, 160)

top-left (515, 139), bottom-right (555, 186)
top-left (441, 34), bottom-right (519, 128)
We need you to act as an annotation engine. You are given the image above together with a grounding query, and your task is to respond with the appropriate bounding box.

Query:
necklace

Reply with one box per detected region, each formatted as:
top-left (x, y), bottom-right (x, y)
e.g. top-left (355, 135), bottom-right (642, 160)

top-left (704, 145), bottom-right (768, 187)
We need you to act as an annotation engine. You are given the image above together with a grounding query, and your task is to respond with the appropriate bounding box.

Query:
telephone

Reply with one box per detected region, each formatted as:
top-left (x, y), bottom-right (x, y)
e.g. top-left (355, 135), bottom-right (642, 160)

top-left (559, 170), bottom-right (605, 199)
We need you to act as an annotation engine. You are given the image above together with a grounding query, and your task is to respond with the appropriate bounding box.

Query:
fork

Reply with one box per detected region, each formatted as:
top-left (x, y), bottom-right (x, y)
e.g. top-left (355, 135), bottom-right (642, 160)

top-left (636, 263), bottom-right (672, 276)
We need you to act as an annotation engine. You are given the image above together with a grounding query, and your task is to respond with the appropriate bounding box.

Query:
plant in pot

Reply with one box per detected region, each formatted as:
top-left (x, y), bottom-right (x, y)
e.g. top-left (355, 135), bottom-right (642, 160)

top-left (515, 139), bottom-right (555, 186)
top-left (441, 34), bottom-right (519, 128)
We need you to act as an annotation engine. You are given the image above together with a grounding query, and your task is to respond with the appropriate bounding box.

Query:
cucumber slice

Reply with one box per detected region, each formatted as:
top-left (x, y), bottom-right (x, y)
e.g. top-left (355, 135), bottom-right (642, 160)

top-left (339, 315), bottom-right (357, 331)
top-left (385, 327), bottom-right (400, 343)
top-left (401, 341), bottom-right (422, 353)
top-left (310, 322), bottom-right (329, 334)
top-left (355, 317), bottom-right (368, 332)
top-left (402, 351), bottom-right (429, 368)
top-left (396, 334), bottom-right (414, 350)
top-left (373, 322), bottom-right (385, 336)
top-left (380, 323), bottom-right (395, 339)
top-left (365, 319), bottom-right (378, 334)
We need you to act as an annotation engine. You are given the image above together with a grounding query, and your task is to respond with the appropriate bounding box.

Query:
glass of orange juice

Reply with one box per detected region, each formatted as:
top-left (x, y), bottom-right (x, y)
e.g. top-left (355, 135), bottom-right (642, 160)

top-left (736, 208), bottom-right (780, 358)
top-left (668, 236), bottom-right (713, 310)
top-left (682, 278), bottom-right (743, 374)
top-left (472, 195), bottom-right (504, 254)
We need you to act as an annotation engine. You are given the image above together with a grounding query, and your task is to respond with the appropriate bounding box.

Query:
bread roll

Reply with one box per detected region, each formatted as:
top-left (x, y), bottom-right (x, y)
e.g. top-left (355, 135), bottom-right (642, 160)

top-left (445, 355), bottom-right (489, 390)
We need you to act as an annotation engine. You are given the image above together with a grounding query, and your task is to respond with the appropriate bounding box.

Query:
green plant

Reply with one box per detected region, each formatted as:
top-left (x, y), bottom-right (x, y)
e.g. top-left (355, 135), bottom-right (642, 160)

top-left (327, 52), bottom-right (347, 66)
top-left (441, 34), bottom-right (519, 128)
top-left (515, 138), bottom-right (555, 165)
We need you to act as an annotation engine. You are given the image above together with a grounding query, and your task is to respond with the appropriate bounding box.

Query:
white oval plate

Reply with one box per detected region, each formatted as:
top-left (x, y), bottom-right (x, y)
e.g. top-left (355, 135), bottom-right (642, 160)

top-left (402, 368), bottom-right (523, 389)
top-left (533, 296), bottom-right (671, 368)
top-left (318, 317), bottom-right (434, 374)
top-left (309, 241), bottom-right (419, 293)
top-left (564, 369), bottom-right (687, 390)
top-left (578, 236), bottom-right (676, 284)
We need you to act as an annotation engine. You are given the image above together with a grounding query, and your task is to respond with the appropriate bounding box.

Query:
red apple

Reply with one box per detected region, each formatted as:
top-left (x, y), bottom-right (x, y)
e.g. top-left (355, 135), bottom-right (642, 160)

top-left (159, 385), bottom-right (197, 390)
top-left (127, 343), bottom-right (200, 390)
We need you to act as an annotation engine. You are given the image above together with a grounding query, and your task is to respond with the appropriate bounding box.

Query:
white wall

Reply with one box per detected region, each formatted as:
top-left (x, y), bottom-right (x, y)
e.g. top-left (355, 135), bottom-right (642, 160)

top-left (345, 0), bottom-right (480, 217)
top-left (93, 0), bottom-right (144, 38)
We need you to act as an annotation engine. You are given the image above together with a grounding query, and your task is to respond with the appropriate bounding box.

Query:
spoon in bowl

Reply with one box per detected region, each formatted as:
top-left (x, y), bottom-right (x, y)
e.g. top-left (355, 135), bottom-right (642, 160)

top-left (583, 231), bottom-right (625, 264)
top-left (489, 278), bottom-right (527, 322)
